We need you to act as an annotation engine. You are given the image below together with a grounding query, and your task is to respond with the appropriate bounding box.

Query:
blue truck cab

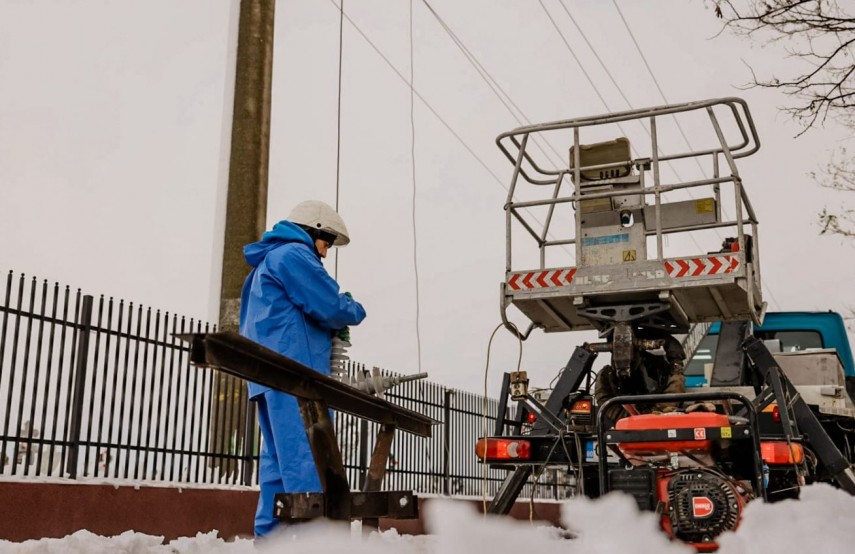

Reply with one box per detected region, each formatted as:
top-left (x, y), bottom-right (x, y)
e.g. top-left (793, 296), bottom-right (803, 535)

top-left (686, 311), bottom-right (855, 388)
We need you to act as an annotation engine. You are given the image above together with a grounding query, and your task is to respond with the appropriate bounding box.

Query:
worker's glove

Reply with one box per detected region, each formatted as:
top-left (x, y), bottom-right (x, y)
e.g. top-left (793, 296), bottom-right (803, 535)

top-left (336, 326), bottom-right (351, 342)
top-left (343, 291), bottom-right (353, 299)
top-left (684, 401), bottom-right (716, 413)
top-left (652, 405), bottom-right (680, 415)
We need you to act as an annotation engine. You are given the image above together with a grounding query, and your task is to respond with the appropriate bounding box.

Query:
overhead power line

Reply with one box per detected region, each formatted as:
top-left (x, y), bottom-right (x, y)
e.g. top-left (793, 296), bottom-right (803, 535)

top-left (540, 0), bottom-right (736, 286)
top-left (609, 0), bottom-right (782, 311)
top-left (420, 0), bottom-right (565, 169)
top-left (327, 0), bottom-right (506, 188)
top-left (538, 0), bottom-right (649, 165)
top-left (418, 0), bottom-right (585, 258)
top-left (329, 0), bottom-right (573, 262)
top-left (609, 0), bottom-right (710, 181)
top-left (554, 0), bottom-right (707, 183)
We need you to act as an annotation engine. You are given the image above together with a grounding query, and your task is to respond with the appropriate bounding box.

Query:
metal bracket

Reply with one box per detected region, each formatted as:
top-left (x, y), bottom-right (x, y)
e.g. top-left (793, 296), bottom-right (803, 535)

top-left (275, 490), bottom-right (418, 521)
top-left (509, 371), bottom-right (529, 400)
top-left (488, 345), bottom-right (599, 515)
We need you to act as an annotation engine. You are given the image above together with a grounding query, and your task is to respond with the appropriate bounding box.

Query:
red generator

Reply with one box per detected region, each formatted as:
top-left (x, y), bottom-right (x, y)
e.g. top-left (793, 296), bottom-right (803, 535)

top-left (597, 392), bottom-right (767, 551)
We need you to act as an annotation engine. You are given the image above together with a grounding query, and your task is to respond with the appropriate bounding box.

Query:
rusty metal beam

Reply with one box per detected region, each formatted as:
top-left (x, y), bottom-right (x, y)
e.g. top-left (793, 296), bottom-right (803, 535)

top-left (180, 332), bottom-right (434, 437)
top-left (363, 424), bottom-right (396, 492)
top-left (361, 424), bottom-right (397, 529)
top-left (298, 398), bottom-right (351, 520)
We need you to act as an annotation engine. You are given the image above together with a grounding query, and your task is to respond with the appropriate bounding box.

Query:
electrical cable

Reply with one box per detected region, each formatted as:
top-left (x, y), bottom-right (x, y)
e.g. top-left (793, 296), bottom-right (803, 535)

top-left (328, 0), bottom-right (505, 187)
top-left (409, 0), bottom-right (422, 374)
top-left (334, 0), bottom-right (345, 281)
top-left (544, 0), bottom-right (781, 316)
top-left (609, 0), bottom-right (783, 311)
top-left (419, 0), bottom-right (579, 261)
top-left (528, 428), bottom-right (564, 521)
top-left (329, 0), bottom-right (571, 277)
top-left (481, 321), bottom-right (523, 515)
top-left (420, 0), bottom-right (566, 170)
top-left (547, 364), bottom-right (566, 389)
top-left (558, 0), bottom-right (712, 192)
top-left (609, 0), bottom-right (710, 180)
top-left (557, 425), bottom-right (582, 497)
top-left (540, 0), bottom-right (709, 252)
top-left (541, 0), bottom-right (719, 265)
top-left (557, 0), bottom-right (711, 185)
top-left (408, 0), bottom-right (434, 483)
top-left (328, 0), bottom-right (572, 265)
top-left (573, 429), bottom-right (585, 496)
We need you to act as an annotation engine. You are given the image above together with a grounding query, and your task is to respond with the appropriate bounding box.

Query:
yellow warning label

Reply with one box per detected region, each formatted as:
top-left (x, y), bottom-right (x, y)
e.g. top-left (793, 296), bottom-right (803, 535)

top-left (720, 427), bottom-right (732, 439)
top-left (696, 198), bottom-right (715, 214)
top-left (622, 250), bottom-right (637, 262)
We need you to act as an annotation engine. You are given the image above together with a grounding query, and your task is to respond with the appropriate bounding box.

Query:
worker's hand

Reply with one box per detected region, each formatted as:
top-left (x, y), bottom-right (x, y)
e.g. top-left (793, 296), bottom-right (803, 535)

top-left (344, 291), bottom-right (353, 299)
top-left (336, 326), bottom-right (351, 342)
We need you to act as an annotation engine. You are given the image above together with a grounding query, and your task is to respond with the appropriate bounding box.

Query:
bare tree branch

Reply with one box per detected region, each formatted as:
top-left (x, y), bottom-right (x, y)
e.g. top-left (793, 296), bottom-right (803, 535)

top-left (811, 146), bottom-right (855, 239)
top-left (715, 1), bottom-right (855, 130)
top-left (715, 1), bottom-right (855, 240)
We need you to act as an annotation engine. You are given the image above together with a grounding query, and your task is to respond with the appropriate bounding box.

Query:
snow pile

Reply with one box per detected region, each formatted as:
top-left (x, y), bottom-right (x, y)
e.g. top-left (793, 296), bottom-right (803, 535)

top-left (2, 485), bottom-right (854, 553)
top-left (0, 530), bottom-right (246, 554)
top-left (717, 484), bottom-right (855, 553)
top-left (429, 493), bottom-right (690, 554)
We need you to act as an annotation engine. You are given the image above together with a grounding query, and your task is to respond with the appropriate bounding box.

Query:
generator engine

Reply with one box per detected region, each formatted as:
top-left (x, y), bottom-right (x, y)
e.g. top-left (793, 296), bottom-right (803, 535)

top-left (609, 412), bottom-right (754, 551)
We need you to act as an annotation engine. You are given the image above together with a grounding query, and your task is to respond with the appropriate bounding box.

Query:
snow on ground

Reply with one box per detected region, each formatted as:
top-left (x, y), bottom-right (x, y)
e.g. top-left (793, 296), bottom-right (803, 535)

top-left (2, 484), bottom-right (854, 553)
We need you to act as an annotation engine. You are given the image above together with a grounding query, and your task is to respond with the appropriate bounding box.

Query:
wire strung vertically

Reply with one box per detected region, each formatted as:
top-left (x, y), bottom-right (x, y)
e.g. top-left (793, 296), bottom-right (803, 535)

top-left (334, 0), bottom-right (345, 280)
top-left (410, 0), bottom-right (423, 373)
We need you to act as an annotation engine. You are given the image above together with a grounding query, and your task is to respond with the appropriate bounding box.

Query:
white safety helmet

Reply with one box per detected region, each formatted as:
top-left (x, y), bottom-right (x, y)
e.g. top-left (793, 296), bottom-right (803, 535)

top-left (287, 200), bottom-right (351, 247)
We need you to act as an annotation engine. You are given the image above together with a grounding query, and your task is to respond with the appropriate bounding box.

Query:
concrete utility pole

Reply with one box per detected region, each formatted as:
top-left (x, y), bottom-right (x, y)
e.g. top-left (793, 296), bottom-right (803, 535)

top-left (218, 0), bottom-right (276, 332)
top-left (213, 0), bottom-right (276, 477)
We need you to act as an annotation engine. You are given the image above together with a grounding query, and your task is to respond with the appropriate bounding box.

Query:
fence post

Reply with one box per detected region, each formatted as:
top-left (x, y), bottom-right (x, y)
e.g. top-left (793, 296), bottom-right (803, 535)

top-left (66, 294), bottom-right (93, 479)
top-left (241, 396), bottom-right (256, 486)
top-left (443, 389), bottom-right (453, 496)
top-left (357, 418), bottom-right (369, 489)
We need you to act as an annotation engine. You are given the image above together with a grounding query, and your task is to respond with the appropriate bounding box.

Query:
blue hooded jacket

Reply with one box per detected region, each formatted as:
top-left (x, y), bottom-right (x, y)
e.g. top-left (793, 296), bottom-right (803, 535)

top-left (239, 220), bottom-right (366, 399)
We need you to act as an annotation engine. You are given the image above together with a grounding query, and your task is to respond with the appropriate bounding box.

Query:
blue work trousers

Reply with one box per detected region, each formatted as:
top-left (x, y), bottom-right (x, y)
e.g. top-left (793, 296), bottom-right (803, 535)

top-left (254, 390), bottom-right (322, 537)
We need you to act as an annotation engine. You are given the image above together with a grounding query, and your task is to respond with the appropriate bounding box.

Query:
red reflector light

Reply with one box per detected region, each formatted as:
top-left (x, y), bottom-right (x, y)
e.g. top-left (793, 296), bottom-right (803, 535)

top-left (761, 441), bottom-right (804, 465)
top-left (475, 438), bottom-right (531, 461)
top-left (570, 399), bottom-right (592, 414)
top-left (526, 412), bottom-right (537, 424)
top-left (762, 403), bottom-right (782, 423)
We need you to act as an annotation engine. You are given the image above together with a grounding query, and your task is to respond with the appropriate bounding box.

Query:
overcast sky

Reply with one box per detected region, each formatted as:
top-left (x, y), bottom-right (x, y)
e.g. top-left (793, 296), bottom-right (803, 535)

top-left (1, 0), bottom-right (853, 395)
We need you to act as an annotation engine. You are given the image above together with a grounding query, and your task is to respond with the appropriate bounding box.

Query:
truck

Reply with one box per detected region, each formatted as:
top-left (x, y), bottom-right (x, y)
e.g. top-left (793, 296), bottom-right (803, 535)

top-left (685, 311), bottom-right (855, 496)
top-left (476, 98), bottom-right (855, 550)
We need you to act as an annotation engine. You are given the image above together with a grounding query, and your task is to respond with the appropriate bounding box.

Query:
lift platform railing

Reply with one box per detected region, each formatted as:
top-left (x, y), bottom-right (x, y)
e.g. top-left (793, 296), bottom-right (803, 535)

top-left (497, 98), bottom-right (759, 184)
top-left (496, 98), bottom-right (766, 337)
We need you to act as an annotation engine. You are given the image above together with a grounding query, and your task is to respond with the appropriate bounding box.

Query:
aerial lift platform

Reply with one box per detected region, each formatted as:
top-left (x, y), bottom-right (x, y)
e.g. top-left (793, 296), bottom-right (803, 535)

top-left (482, 98), bottom-right (855, 523)
top-left (498, 97), bottom-right (764, 349)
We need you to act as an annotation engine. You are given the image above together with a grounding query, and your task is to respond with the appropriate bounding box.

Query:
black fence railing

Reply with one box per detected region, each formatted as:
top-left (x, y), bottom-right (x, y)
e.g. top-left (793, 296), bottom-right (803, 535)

top-left (0, 270), bottom-right (569, 499)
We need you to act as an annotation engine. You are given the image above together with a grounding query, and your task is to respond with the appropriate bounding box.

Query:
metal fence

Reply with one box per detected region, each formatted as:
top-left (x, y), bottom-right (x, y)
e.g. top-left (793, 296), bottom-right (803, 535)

top-left (0, 270), bottom-right (567, 499)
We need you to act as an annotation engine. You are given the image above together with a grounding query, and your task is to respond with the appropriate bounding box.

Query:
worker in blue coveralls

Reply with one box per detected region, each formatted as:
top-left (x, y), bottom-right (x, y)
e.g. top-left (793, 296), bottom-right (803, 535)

top-left (239, 200), bottom-right (367, 537)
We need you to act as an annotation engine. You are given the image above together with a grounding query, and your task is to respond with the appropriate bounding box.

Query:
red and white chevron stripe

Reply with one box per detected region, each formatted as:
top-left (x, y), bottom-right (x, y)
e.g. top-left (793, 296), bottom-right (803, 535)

top-left (508, 268), bottom-right (577, 290)
top-left (664, 255), bottom-right (739, 279)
